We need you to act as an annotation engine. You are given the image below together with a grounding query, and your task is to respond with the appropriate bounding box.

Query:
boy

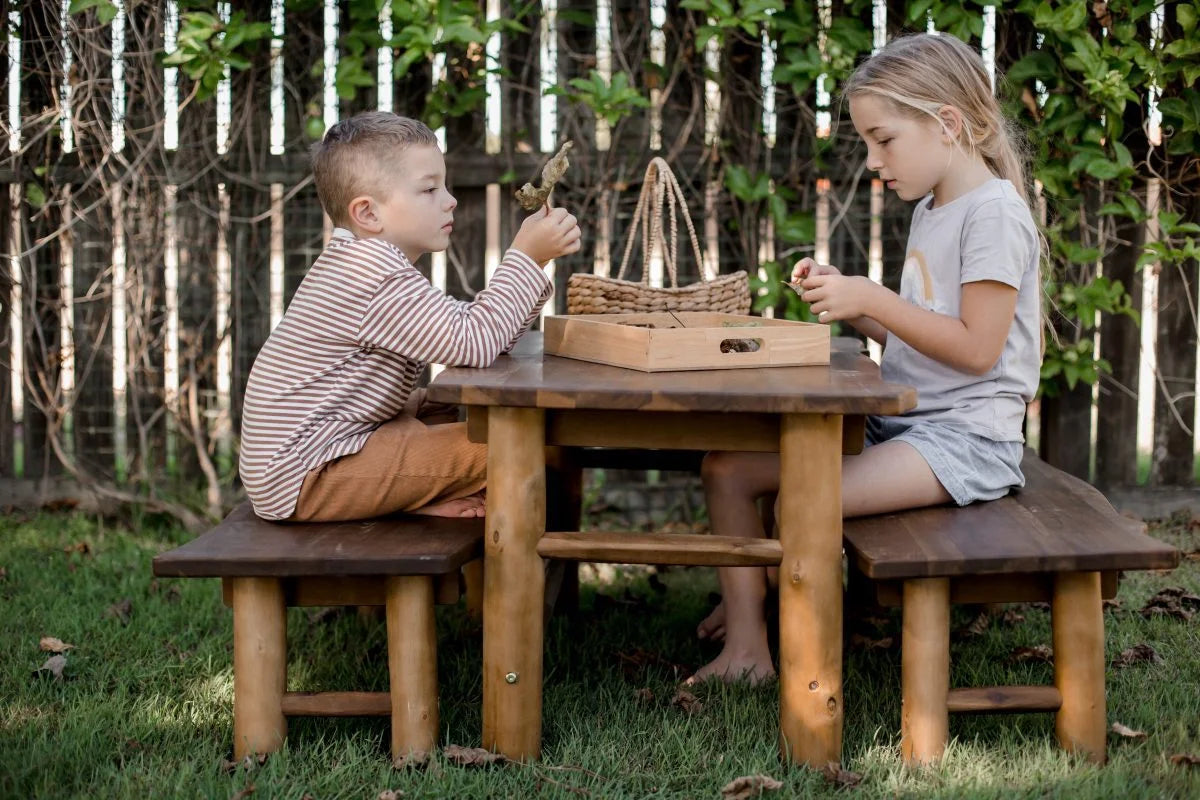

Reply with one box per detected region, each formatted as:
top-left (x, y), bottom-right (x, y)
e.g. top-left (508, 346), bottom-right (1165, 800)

top-left (238, 112), bottom-right (581, 521)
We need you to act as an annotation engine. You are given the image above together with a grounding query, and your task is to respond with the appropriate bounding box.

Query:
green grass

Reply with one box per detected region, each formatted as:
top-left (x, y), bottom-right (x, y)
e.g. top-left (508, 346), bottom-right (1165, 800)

top-left (1, 508), bottom-right (1198, 799)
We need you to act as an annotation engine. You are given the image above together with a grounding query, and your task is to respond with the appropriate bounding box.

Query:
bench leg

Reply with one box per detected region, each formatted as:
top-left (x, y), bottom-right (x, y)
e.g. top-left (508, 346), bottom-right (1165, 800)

top-left (463, 560), bottom-right (484, 619)
top-left (386, 575), bottom-right (438, 764)
top-left (901, 577), bottom-right (950, 766)
top-left (1052, 571), bottom-right (1106, 763)
top-left (232, 577), bottom-right (287, 759)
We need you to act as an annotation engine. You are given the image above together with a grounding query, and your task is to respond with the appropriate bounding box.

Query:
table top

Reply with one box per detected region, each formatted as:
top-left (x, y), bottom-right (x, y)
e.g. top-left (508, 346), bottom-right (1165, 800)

top-left (428, 333), bottom-right (917, 415)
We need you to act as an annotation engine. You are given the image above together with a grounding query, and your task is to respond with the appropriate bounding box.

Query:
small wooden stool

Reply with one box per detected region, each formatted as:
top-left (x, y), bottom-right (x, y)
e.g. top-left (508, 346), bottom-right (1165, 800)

top-left (844, 453), bottom-right (1179, 766)
top-left (153, 503), bottom-right (483, 762)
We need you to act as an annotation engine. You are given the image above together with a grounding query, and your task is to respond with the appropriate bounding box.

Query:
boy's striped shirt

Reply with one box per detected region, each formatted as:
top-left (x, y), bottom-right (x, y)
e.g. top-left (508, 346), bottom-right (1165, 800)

top-left (238, 228), bottom-right (552, 520)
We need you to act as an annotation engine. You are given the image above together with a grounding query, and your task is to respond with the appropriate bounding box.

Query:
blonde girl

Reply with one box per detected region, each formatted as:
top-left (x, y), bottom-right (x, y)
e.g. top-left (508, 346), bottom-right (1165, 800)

top-left (691, 33), bottom-right (1042, 684)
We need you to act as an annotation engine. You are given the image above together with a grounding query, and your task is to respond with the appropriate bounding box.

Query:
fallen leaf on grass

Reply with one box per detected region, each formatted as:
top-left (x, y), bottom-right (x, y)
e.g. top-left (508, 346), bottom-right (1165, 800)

top-left (1110, 722), bottom-right (1147, 739)
top-left (36, 654), bottom-right (66, 680)
top-left (819, 764), bottom-right (863, 789)
top-left (1008, 644), bottom-right (1053, 664)
top-left (443, 745), bottom-right (507, 767)
top-left (39, 637), bottom-right (74, 653)
top-left (378, 790), bottom-right (405, 799)
top-left (230, 784), bottom-right (255, 800)
top-left (221, 753), bottom-right (268, 774)
top-left (1000, 607), bottom-right (1027, 625)
top-left (1103, 598), bottom-right (1122, 611)
top-left (63, 541), bottom-right (92, 557)
top-left (392, 750), bottom-right (430, 769)
top-left (633, 687), bottom-right (655, 704)
top-left (849, 633), bottom-right (894, 651)
top-left (1140, 588), bottom-right (1200, 621)
top-left (670, 688), bottom-right (704, 715)
top-left (105, 598), bottom-right (133, 625)
top-left (1110, 643), bottom-right (1162, 669)
top-left (721, 774), bottom-right (783, 799)
top-left (957, 610), bottom-right (991, 639)
top-left (1169, 753), bottom-right (1200, 767)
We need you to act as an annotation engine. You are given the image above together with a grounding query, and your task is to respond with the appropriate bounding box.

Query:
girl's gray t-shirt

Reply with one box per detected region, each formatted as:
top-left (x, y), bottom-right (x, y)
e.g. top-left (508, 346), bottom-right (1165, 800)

top-left (878, 178), bottom-right (1040, 442)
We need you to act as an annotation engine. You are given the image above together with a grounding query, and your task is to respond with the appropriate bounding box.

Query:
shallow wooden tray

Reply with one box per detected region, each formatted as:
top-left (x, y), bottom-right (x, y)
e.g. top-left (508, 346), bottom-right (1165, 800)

top-left (543, 312), bottom-right (830, 372)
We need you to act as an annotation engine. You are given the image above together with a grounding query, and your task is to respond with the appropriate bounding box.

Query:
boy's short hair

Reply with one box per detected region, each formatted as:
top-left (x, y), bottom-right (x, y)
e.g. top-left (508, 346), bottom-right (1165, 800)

top-left (310, 111), bottom-right (438, 227)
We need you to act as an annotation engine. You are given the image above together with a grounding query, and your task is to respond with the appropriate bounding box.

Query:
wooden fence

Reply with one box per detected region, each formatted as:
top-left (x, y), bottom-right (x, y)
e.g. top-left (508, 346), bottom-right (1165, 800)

top-left (0, 0), bottom-right (1195, 515)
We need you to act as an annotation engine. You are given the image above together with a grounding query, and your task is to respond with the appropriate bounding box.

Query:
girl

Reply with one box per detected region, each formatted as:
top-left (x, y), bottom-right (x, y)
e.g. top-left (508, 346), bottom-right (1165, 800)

top-left (691, 32), bottom-right (1042, 684)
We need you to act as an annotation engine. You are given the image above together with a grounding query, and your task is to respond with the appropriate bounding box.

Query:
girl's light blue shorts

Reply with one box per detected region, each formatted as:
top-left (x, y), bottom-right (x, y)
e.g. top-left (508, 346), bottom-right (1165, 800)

top-left (865, 415), bottom-right (1025, 506)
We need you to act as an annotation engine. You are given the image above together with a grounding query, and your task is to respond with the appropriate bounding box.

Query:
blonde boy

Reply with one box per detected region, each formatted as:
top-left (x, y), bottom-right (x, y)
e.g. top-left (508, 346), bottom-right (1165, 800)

top-left (238, 112), bottom-right (581, 521)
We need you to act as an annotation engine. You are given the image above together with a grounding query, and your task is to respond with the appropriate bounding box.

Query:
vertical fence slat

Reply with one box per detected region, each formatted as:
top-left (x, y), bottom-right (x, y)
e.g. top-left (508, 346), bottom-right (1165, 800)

top-left (19, 2), bottom-right (64, 480)
top-left (497, 2), bottom-right (543, 265)
top-left (0, 14), bottom-right (11, 478)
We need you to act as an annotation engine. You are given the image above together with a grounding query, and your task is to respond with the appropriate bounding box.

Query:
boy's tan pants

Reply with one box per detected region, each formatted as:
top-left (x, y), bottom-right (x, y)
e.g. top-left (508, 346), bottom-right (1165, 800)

top-left (291, 389), bottom-right (487, 522)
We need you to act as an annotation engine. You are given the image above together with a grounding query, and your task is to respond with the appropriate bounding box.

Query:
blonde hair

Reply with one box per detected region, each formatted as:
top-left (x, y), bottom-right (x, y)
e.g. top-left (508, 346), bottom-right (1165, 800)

top-left (844, 33), bottom-right (1032, 208)
top-left (846, 33), bottom-right (1050, 354)
top-left (310, 111), bottom-right (438, 227)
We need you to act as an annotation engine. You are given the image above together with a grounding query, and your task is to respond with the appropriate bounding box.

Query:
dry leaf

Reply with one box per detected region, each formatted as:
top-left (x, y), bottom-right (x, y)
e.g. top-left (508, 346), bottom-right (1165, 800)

top-left (721, 774), bottom-right (783, 799)
top-left (1110, 643), bottom-right (1162, 669)
top-left (39, 637), bottom-right (75, 653)
top-left (514, 140), bottom-right (573, 210)
top-left (63, 541), bottom-right (92, 556)
top-left (1092, 1), bottom-right (1114, 29)
top-left (443, 745), bottom-right (507, 767)
top-left (378, 789), bottom-right (405, 798)
top-left (222, 753), bottom-right (267, 774)
top-left (634, 687), bottom-right (655, 704)
top-left (961, 610), bottom-right (991, 638)
top-left (1169, 753), bottom-right (1200, 767)
top-left (230, 784), bottom-right (255, 800)
top-left (1110, 722), bottom-right (1147, 740)
top-left (1182, 551), bottom-right (1200, 563)
top-left (1008, 644), bottom-right (1053, 664)
top-left (37, 654), bottom-right (66, 680)
top-left (1000, 608), bottom-right (1026, 625)
top-left (849, 633), bottom-right (894, 651)
top-left (1141, 587), bottom-right (1200, 621)
top-left (670, 688), bottom-right (704, 715)
top-left (105, 598), bottom-right (133, 625)
top-left (1103, 598), bottom-right (1122, 611)
top-left (819, 764), bottom-right (863, 789)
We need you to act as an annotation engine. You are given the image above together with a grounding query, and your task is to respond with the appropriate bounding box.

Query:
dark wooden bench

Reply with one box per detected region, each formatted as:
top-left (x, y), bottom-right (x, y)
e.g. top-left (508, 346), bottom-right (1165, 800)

top-left (843, 452), bottom-right (1179, 766)
top-left (152, 502), bottom-right (483, 763)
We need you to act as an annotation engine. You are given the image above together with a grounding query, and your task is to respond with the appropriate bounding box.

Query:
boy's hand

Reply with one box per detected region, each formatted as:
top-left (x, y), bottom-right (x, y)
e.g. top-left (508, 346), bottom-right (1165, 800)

top-left (511, 205), bottom-right (582, 266)
top-left (790, 257), bottom-right (841, 284)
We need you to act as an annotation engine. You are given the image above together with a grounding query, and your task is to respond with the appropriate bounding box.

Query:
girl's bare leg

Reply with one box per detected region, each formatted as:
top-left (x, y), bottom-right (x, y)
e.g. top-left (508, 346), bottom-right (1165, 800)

top-left (692, 439), bottom-right (951, 684)
top-left (689, 451), bottom-right (781, 684)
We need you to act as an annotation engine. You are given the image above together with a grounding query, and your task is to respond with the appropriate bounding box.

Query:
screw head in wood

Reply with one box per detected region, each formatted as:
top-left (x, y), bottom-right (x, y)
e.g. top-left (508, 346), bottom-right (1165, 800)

top-left (505, 672), bottom-right (519, 684)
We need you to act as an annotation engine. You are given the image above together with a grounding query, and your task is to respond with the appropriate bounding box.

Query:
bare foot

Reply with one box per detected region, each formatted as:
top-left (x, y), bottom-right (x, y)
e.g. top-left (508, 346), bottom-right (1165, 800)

top-left (696, 601), bottom-right (726, 642)
top-left (685, 647), bottom-right (776, 686)
top-left (411, 491), bottom-right (485, 518)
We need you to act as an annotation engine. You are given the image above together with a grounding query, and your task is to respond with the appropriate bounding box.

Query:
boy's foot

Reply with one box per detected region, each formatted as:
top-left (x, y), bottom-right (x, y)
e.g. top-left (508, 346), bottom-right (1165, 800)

top-left (696, 601), bottom-right (726, 642)
top-left (412, 491), bottom-right (486, 518)
top-left (685, 649), bottom-right (776, 686)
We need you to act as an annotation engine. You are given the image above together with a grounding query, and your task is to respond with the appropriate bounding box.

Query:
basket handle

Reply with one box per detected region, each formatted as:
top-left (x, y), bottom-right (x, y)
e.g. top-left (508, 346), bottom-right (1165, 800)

top-left (615, 157), bottom-right (707, 287)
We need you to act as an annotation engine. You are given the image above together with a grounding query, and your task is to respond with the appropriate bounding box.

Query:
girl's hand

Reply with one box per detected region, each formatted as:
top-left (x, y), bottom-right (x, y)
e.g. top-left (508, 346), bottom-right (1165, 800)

top-left (799, 273), bottom-right (881, 324)
top-left (790, 257), bottom-right (841, 284)
top-left (511, 205), bottom-right (582, 266)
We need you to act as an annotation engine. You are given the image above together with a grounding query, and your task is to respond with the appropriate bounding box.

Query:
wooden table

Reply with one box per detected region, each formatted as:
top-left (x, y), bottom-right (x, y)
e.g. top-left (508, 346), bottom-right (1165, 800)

top-left (428, 333), bottom-right (916, 766)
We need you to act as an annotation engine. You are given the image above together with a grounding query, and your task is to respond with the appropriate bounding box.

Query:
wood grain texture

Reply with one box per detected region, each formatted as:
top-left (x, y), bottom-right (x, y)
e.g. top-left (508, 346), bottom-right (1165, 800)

top-left (1053, 571), bottom-right (1107, 764)
top-left (947, 686), bottom-right (1063, 714)
top-left (844, 452), bottom-right (1178, 579)
top-left (232, 577), bottom-right (287, 758)
top-left (900, 578), bottom-right (950, 765)
top-left (429, 332), bottom-right (915, 415)
top-left (153, 502), bottom-right (483, 577)
top-left (536, 531), bottom-right (783, 566)
top-left (280, 692), bottom-right (391, 716)
top-left (387, 576), bottom-right (438, 762)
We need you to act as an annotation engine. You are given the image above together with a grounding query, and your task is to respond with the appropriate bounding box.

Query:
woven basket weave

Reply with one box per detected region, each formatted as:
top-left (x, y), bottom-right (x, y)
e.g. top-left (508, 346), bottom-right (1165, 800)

top-left (566, 157), bottom-right (750, 316)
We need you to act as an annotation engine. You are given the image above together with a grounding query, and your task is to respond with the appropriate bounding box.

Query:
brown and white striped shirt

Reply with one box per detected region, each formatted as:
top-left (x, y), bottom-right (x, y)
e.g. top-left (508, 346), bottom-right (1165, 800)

top-left (238, 228), bottom-right (553, 520)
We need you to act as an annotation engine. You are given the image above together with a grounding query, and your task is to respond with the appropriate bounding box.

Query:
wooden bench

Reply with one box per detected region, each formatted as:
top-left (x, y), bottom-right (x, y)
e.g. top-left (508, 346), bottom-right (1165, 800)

top-left (152, 502), bottom-right (483, 763)
top-left (842, 452), bottom-right (1179, 766)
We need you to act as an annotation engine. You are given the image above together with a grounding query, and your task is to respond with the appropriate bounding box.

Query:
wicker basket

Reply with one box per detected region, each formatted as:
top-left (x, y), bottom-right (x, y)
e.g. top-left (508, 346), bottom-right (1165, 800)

top-left (566, 157), bottom-right (750, 315)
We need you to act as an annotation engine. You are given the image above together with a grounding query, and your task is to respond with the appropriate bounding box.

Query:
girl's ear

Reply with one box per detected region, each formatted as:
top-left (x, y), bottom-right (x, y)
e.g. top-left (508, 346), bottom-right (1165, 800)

top-left (937, 105), bottom-right (964, 143)
top-left (347, 195), bottom-right (380, 232)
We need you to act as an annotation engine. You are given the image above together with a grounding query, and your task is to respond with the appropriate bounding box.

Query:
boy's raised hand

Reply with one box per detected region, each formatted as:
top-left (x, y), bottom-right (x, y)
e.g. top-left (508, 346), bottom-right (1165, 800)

top-left (790, 257), bottom-right (841, 284)
top-left (511, 204), bottom-right (582, 266)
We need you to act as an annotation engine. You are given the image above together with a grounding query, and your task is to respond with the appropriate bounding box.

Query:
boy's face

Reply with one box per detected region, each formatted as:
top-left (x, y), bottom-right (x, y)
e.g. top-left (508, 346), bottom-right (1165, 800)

top-left (849, 93), bottom-right (951, 203)
top-left (368, 144), bottom-right (457, 261)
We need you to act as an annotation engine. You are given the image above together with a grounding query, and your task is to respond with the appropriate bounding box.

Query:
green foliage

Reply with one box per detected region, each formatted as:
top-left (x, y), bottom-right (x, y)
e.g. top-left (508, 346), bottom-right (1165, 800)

top-left (161, 9), bottom-right (272, 100)
top-left (67, 0), bottom-right (118, 25)
top-left (547, 70), bottom-right (650, 127)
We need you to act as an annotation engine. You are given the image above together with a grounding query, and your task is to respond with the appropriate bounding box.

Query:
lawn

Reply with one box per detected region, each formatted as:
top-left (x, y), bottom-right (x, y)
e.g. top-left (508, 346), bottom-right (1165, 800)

top-left (1, 505), bottom-right (1198, 799)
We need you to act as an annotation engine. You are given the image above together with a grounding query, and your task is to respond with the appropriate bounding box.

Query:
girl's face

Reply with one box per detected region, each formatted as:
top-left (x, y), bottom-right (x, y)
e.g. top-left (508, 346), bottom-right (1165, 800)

top-left (849, 93), bottom-right (953, 203)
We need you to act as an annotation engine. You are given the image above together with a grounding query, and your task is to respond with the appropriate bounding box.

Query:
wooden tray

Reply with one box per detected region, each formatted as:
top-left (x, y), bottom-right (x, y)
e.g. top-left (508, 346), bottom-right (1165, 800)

top-left (543, 312), bottom-right (830, 372)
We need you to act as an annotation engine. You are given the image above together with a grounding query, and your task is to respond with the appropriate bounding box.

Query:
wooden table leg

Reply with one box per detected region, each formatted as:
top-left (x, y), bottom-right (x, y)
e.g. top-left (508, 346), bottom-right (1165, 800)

top-left (901, 577), bottom-right (950, 766)
top-left (386, 575), bottom-right (437, 764)
top-left (482, 406), bottom-right (546, 760)
top-left (778, 413), bottom-right (843, 767)
top-left (231, 577), bottom-right (287, 758)
top-left (1052, 571), bottom-right (1106, 763)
